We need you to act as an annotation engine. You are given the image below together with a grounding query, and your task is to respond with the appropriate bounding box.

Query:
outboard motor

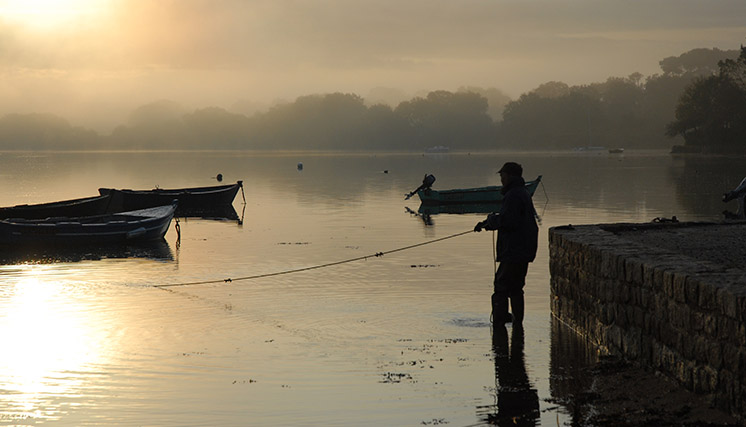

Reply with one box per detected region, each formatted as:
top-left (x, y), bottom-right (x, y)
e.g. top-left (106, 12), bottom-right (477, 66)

top-left (723, 177), bottom-right (746, 218)
top-left (421, 173), bottom-right (436, 189)
top-left (405, 174), bottom-right (436, 200)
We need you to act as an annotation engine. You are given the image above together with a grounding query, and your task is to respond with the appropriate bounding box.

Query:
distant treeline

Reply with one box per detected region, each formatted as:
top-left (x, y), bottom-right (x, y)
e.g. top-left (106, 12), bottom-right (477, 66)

top-left (0, 47), bottom-right (740, 152)
top-left (499, 47), bottom-right (741, 150)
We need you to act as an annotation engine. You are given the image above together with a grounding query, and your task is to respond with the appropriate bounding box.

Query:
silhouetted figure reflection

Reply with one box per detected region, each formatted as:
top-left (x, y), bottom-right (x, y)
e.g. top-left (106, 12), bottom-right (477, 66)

top-left (486, 325), bottom-right (540, 426)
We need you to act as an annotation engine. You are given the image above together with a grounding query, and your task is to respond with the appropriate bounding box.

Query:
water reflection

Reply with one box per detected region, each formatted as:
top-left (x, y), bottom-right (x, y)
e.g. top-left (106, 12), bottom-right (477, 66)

top-left (0, 151), bottom-right (741, 425)
top-left (671, 155), bottom-right (746, 219)
top-left (0, 269), bottom-right (106, 423)
top-left (481, 325), bottom-right (540, 426)
top-left (177, 205), bottom-right (244, 224)
top-left (418, 202), bottom-right (501, 216)
top-left (548, 317), bottom-right (599, 421)
top-left (0, 239), bottom-right (174, 265)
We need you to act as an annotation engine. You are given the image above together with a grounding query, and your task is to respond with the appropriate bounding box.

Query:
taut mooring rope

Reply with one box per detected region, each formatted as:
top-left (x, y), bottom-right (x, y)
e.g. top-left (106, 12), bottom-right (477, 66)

top-left (155, 229), bottom-right (475, 288)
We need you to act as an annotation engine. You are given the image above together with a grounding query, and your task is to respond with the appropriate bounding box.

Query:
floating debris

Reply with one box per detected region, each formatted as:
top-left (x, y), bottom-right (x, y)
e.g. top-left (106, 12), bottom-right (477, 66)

top-left (380, 372), bottom-right (414, 384)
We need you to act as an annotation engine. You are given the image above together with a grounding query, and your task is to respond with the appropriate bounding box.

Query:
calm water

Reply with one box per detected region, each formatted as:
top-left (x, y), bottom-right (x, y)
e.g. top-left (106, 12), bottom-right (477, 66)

top-left (0, 150), bottom-right (742, 426)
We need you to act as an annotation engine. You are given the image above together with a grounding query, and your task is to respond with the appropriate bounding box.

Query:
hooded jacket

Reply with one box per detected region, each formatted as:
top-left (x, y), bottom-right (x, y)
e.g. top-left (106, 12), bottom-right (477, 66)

top-left (482, 176), bottom-right (538, 263)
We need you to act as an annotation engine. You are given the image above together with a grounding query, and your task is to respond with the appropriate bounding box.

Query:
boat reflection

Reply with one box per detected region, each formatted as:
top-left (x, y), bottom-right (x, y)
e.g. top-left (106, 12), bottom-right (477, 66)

top-left (177, 204), bottom-right (244, 225)
top-left (417, 202), bottom-right (501, 216)
top-left (479, 325), bottom-right (540, 426)
top-left (0, 239), bottom-right (174, 265)
top-left (406, 203), bottom-right (501, 227)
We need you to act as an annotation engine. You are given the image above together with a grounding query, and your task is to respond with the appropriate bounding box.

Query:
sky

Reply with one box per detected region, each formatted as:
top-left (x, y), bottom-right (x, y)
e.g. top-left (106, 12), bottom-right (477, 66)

top-left (0, 0), bottom-right (744, 132)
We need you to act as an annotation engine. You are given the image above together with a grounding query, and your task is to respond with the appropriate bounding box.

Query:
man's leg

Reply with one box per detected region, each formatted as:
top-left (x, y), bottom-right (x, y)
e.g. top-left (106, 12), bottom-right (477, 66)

top-left (492, 263), bottom-right (511, 324)
top-left (494, 262), bottom-right (528, 324)
top-left (508, 263), bottom-right (528, 325)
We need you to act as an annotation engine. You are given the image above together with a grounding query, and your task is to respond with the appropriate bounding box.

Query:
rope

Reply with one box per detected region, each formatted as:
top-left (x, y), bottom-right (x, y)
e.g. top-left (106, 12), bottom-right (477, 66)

top-left (239, 182), bottom-right (246, 204)
top-left (539, 179), bottom-right (549, 203)
top-left (492, 229), bottom-right (497, 275)
top-left (155, 229), bottom-right (475, 288)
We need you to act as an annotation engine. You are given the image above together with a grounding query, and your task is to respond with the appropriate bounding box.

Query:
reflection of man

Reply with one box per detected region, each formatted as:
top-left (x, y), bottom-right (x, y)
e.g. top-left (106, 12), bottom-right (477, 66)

top-left (488, 325), bottom-right (540, 426)
top-left (474, 162), bottom-right (538, 325)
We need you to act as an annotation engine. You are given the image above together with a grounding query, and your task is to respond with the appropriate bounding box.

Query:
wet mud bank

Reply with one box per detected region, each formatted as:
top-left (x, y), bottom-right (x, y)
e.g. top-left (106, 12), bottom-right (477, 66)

top-left (549, 221), bottom-right (746, 424)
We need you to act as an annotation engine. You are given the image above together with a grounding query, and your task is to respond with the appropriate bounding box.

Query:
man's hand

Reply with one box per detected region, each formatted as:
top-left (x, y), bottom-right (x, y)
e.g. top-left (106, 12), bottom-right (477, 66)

top-left (474, 221), bottom-right (484, 232)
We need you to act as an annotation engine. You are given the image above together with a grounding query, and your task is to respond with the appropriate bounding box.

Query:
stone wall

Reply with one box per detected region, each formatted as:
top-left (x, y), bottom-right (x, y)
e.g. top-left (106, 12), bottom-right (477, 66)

top-left (549, 222), bottom-right (746, 421)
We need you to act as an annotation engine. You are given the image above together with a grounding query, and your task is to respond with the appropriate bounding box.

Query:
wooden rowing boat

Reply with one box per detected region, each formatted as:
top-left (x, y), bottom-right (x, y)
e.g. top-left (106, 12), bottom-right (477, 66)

top-left (99, 181), bottom-right (243, 214)
top-left (0, 194), bottom-right (113, 220)
top-left (416, 176), bottom-right (542, 205)
top-left (0, 201), bottom-right (177, 245)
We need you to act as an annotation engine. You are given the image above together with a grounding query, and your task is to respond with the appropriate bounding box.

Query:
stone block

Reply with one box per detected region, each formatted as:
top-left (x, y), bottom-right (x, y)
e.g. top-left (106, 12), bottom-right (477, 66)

top-left (662, 270), bottom-right (675, 298)
top-left (693, 366), bottom-right (718, 394)
top-left (716, 286), bottom-right (738, 319)
top-left (718, 317), bottom-right (737, 343)
top-left (619, 283), bottom-right (631, 303)
top-left (607, 324), bottom-right (622, 350)
top-left (676, 360), bottom-right (694, 389)
top-left (721, 344), bottom-right (739, 373)
top-left (680, 332), bottom-right (695, 360)
top-left (632, 306), bottom-right (645, 328)
top-left (673, 272), bottom-right (688, 303)
top-left (684, 276), bottom-right (699, 306)
top-left (707, 342), bottom-right (723, 370)
top-left (671, 303), bottom-right (690, 330)
top-left (615, 305), bottom-right (627, 327)
top-left (698, 280), bottom-right (717, 311)
top-left (694, 334), bottom-right (709, 363)
top-left (690, 310), bottom-right (704, 332)
top-left (625, 257), bottom-right (643, 285)
top-left (640, 287), bottom-right (650, 309)
top-left (621, 328), bottom-right (641, 358)
top-left (642, 261), bottom-right (657, 289)
top-left (704, 313), bottom-right (718, 338)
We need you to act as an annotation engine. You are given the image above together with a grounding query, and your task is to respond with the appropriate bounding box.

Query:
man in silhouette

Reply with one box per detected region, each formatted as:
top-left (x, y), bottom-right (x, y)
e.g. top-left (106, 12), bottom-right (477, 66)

top-left (474, 162), bottom-right (538, 325)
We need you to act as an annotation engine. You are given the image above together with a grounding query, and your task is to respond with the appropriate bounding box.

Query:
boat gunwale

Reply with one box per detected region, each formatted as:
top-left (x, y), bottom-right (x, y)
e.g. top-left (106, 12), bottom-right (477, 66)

top-left (417, 175), bottom-right (542, 204)
top-left (98, 181), bottom-right (242, 196)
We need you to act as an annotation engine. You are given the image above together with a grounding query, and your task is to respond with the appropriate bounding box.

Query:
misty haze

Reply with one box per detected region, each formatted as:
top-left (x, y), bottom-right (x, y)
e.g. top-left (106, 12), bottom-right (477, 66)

top-left (1, 1), bottom-right (745, 426)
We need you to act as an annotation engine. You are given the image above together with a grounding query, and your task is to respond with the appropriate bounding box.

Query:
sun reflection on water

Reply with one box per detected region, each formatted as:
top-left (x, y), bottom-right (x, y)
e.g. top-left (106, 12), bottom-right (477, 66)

top-left (0, 265), bottom-right (105, 422)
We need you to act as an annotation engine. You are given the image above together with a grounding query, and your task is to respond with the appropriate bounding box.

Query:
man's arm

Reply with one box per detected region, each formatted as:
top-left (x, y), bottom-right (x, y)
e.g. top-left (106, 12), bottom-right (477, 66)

top-left (474, 212), bottom-right (500, 232)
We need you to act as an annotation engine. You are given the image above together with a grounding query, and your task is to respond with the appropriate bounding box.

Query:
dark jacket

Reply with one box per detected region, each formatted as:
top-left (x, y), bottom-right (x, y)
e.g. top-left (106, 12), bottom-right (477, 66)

top-left (481, 177), bottom-right (538, 263)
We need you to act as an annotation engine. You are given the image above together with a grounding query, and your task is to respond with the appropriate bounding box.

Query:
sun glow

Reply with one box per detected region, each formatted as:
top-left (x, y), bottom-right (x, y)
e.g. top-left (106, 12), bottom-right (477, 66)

top-left (0, 267), bottom-right (105, 421)
top-left (0, 0), bottom-right (109, 28)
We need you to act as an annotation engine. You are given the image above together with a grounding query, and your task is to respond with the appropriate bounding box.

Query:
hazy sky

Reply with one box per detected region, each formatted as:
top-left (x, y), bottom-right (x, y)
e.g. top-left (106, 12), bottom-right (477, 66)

top-left (1, 0), bottom-right (744, 131)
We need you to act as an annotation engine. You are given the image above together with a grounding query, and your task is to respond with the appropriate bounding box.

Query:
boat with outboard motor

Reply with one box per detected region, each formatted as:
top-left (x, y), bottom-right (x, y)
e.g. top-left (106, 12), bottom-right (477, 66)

top-left (407, 175), bottom-right (542, 205)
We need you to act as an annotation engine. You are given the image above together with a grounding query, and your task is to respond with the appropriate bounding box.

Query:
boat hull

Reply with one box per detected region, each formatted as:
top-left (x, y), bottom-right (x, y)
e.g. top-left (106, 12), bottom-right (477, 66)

top-left (99, 181), bottom-right (242, 214)
top-left (0, 194), bottom-right (113, 220)
top-left (417, 176), bottom-right (542, 205)
top-left (0, 203), bottom-right (177, 245)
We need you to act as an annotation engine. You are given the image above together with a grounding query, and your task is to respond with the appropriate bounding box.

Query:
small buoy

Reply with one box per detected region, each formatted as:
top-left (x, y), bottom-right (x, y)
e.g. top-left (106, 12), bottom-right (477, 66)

top-left (297, 162), bottom-right (303, 171)
top-left (383, 170), bottom-right (389, 174)
top-left (216, 173), bottom-right (223, 182)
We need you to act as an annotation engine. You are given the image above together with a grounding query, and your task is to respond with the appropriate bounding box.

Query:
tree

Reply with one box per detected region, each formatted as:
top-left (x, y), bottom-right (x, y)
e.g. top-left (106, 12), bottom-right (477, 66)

top-left (183, 107), bottom-right (251, 149)
top-left (0, 113), bottom-right (99, 150)
top-left (659, 48), bottom-right (739, 77)
top-left (395, 91), bottom-right (496, 150)
top-left (457, 86), bottom-right (512, 121)
top-left (531, 81), bottom-right (570, 99)
top-left (666, 46), bottom-right (746, 153)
